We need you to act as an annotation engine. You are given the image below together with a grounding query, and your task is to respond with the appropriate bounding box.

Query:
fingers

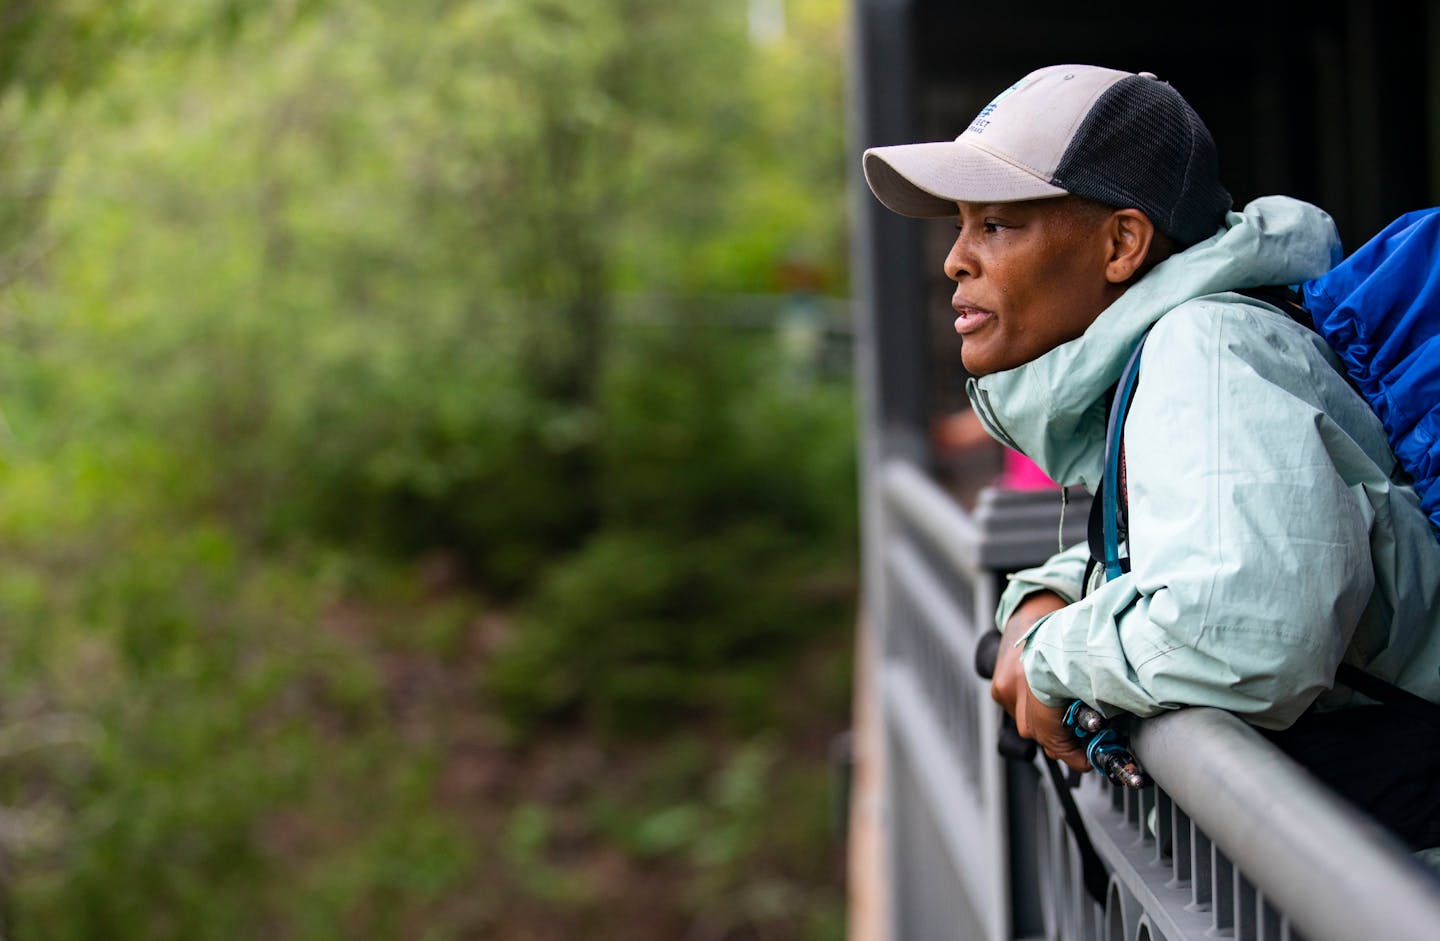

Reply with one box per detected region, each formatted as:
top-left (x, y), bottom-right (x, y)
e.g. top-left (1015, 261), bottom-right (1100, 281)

top-left (988, 613), bottom-right (1096, 777)
top-left (1047, 743), bottom-right (1092, 774)
top-left (1014, 685), bottom-right (1092, 774)
top-left (989, 636), bottom-right (1023, 715)
top-left (990, 662), bottom-right (1015, 711)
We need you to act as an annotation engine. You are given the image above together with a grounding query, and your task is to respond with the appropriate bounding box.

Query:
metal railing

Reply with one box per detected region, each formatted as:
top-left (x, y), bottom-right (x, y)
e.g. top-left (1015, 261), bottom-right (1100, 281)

top-left (871, 456), bottom-right (1440, 941)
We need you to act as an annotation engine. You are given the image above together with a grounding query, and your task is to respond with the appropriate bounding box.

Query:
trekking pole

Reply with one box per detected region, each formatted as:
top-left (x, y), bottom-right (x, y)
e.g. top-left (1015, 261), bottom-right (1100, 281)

top-left (975, 631), bottom-right (1148, 789)
top-left (1063, 701), bottom-right (1147, 789)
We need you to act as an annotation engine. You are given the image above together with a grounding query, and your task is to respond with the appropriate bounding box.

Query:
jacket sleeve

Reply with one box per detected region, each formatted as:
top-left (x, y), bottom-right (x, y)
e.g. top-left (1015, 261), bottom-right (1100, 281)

top-left (994, 541), bottom-right (1092, 630)
top-left (1020, 303), bottom-right (1376, 730)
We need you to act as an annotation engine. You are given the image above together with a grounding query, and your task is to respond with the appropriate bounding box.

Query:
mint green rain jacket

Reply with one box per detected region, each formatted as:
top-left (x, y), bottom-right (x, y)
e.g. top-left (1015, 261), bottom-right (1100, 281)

top-left (970, 196), bottom-right (1440, 730)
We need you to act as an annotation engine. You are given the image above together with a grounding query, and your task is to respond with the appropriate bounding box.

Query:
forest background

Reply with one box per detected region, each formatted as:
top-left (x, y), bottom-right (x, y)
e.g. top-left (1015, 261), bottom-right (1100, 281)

top-left (0, 1), bottom-right (856, 938)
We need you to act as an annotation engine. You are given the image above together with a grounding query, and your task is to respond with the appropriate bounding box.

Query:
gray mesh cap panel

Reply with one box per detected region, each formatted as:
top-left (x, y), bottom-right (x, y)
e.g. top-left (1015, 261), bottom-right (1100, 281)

top-left (1051, 75), bottom-right (1232, 247)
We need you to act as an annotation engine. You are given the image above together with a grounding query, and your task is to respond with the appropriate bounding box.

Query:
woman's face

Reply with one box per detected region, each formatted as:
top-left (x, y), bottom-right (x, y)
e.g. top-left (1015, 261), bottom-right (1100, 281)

top-left (945, 197), bottom-right (1123, 375)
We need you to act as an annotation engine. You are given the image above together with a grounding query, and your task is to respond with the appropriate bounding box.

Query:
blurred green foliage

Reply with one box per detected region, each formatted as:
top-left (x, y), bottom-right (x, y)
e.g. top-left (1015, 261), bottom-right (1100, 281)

top-left (493, 323), bottom-right (856, 734)
top-left (0, 0), bottom-right (854, 937)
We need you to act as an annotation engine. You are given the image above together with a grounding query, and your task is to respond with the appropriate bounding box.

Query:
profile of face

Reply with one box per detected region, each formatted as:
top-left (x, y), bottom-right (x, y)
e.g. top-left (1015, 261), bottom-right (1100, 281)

top-left (945, 197), bottom-right (1151, 375)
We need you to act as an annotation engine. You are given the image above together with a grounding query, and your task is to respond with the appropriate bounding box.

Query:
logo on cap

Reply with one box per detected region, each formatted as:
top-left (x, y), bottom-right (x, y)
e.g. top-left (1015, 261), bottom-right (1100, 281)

top-left (966, 76), bottom-right (1030, 136)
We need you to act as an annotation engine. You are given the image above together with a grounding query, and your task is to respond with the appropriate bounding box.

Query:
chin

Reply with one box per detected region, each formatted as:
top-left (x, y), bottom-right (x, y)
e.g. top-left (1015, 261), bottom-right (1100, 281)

top-left (962, 342), bottom-right (1033, 375)
top-left (960, 352), bottom-right (999, 377)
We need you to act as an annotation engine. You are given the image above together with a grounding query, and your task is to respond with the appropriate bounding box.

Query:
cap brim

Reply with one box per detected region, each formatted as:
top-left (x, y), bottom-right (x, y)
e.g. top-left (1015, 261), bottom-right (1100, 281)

top-left (863, 140), bottom-right (1068, 217)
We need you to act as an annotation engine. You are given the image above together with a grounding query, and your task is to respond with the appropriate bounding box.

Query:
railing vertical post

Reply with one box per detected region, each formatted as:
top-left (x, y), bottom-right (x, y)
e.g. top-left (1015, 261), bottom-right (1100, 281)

top-left (847, 0), bottom-right (929, 938)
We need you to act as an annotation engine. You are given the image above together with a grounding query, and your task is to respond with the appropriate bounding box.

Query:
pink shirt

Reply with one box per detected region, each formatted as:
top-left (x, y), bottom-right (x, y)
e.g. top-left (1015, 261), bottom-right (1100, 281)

top-left (1000, 450), bottom-right (1058, 490)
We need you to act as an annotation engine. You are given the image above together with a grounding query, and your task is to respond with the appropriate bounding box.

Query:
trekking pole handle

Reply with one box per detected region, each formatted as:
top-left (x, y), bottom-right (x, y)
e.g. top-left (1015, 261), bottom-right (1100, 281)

top-left (974, 630), bottom-right (1001, 680)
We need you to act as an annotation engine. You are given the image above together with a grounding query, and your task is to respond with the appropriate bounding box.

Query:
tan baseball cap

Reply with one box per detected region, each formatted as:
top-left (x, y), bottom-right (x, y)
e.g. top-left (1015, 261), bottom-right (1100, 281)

top-left (862, 64), bottom-right (1231, 246)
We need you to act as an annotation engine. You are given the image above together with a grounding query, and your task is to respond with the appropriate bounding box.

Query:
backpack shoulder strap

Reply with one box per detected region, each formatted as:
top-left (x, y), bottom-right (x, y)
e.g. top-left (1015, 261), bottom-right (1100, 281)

top-left (1086, 328), bottom-right (1152, 583)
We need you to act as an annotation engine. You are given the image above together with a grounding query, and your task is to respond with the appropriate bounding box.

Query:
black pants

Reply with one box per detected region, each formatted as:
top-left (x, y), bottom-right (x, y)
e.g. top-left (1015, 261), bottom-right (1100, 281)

top-left (1263, 705), bottom-right (1440, 851)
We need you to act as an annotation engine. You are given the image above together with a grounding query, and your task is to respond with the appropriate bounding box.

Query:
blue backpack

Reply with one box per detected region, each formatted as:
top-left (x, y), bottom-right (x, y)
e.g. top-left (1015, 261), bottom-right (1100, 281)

top-left (1301, 208), bottom-right (1440, 539)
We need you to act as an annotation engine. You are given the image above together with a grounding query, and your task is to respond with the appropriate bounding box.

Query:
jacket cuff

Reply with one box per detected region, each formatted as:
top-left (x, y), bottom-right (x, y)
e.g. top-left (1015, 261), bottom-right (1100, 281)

top-left (1019, 625), bottom-right (1075, 708)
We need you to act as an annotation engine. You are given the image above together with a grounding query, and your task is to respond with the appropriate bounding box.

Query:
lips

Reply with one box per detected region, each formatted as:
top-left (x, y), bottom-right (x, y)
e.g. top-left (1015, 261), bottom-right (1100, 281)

top-left (952, 303), bottom-right (994, 335)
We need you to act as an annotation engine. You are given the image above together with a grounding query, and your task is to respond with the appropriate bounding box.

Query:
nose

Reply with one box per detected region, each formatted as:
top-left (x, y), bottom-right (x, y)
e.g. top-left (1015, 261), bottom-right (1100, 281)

top-left (944, 229), bottom-right (976, 282)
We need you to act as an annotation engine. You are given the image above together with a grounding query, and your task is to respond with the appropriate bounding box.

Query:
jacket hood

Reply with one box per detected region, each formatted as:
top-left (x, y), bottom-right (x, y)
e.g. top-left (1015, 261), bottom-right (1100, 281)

top-left (965, 196), bottom-right (1343, 489)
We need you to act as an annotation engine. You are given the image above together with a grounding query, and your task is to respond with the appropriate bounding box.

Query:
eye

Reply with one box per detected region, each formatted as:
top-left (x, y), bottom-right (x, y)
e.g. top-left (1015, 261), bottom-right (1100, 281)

top-left (954, 220), bottom-right (1008, 233)
top-left (955, 220), bottom-right (1008, 234)
top-left (954, 215), bottom-right (1012, 235)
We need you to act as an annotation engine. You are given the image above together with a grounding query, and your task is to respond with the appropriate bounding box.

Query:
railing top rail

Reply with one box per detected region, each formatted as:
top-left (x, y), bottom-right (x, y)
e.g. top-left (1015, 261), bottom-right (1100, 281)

top-left (882, 458), bottom-right (1086, 578)
top-left (1134, 707), bottom-right (1440, 941)
top-left (882, 459), bottom-right (983, 577)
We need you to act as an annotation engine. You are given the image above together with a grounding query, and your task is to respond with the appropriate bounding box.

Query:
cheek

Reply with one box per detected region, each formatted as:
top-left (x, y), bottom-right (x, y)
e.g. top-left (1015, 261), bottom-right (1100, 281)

top-left (1036, 253), bottom-right (1107, 323)
top-left (1003, 269), bottom-right (1082, 349)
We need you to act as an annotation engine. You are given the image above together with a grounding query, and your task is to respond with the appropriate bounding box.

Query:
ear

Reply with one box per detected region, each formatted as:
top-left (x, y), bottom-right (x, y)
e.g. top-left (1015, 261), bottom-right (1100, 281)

top-left (1104, 209), bottom-right (1156, 285)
